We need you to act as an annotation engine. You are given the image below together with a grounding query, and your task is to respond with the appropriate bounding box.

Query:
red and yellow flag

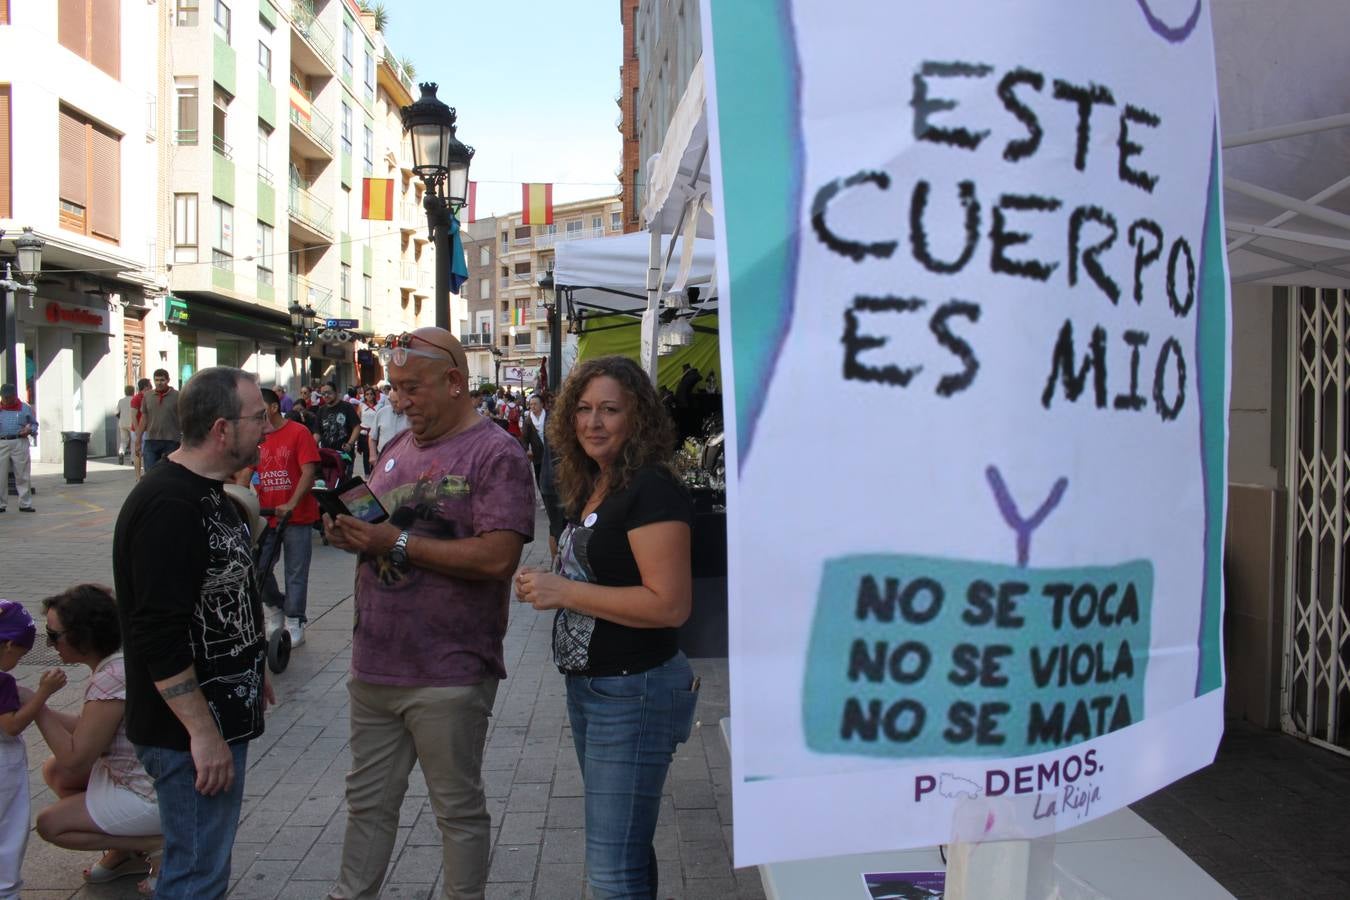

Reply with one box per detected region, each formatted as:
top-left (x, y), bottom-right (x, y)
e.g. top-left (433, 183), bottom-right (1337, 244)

top-left (466, 181), bottom-right (477, 224)
top-left (521, 183), bottom-right (553, 225)
top-left (361, 178), bottom-right (395, 221)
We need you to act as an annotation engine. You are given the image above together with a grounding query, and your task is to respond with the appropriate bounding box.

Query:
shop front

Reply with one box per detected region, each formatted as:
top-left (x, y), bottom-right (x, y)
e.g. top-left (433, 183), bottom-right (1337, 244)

top-left (164, 292), bottom-right (297, 393)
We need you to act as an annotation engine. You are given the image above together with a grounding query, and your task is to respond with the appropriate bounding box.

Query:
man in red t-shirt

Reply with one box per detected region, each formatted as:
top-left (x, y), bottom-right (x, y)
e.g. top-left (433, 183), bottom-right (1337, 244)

top-left (247, 387), bottom-right (321, 647)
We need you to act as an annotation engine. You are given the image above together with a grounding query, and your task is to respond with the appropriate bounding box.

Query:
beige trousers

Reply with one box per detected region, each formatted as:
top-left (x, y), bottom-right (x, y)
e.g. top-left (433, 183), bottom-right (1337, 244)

top-left (332, 677), bottom-right (498, 900)
top-left (0, 438), bottom-right (31, 509)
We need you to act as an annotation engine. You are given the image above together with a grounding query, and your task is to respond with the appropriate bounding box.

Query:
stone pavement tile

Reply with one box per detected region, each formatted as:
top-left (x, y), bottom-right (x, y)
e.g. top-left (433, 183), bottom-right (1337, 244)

top-left (506, 781), bottom-right (550, 813)
top-left (545, 795), bottom-right (582, 828)
top-left (488, 843), bottom-right (540, 883)
top-left (678, 839), bottom-right (733, 880)
top-left (498, 810), bottom-right (546, 845)
top-left (735, 867), bottom-right (768, 899)
top-left (380, 884), bottom-right (435, 899)
top-left (289, 793), bottom-right (345, 827)
top-left (539, 827), bottom-right (584, 866)
top-left (511, 754), bottom-right (556, 784)
top-left (533, 862), bottom-right (585, 899)
top-left (258, 880), bottom-right (333, 899)
top-left (484, 883), bottom-right (532, 900)
top-left (260, 824), bottom-right (322, 860)
top-left (484, 767), bottom-right (516, 798)
top-left (682, 876), bottom-right (738, 899)
top-left (229, 858), bottom-right (300, 899)
top-left (407, 805), bottom-right (443, 846)
top-left (389, 843), bottom-right (443, 883)
top-left (235, 807), bottom-right (290, 844)
top-left (671, 777), bottom-right (716, 810)
top-left (292, 838), bottom-right (344, 880)
top-left (653, 824), bottom-right (680, 862)
top-left (674, 808), bottom-right (722, 843)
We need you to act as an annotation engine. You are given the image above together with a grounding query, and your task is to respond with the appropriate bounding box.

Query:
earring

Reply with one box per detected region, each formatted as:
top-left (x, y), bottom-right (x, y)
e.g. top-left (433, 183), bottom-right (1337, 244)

top-left (453, 389), bottom-right (461, 398)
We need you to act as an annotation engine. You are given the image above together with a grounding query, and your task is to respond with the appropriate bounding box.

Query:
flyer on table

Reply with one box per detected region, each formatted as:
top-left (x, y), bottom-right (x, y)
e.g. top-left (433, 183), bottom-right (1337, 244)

top-left (703, 0), bottom-right (1230, 865)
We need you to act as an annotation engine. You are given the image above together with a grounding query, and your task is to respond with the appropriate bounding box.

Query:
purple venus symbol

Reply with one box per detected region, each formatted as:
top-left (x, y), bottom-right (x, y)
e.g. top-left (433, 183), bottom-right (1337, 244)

top-left (985, 466), bottom-right (1069, 568)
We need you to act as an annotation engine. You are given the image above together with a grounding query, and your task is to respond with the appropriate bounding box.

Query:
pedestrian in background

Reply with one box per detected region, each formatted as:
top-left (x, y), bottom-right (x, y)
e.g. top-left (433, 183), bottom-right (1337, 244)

top-left (324, 328), bottom-right (533, 900)
top-left (113, 367), bottom-right (276, 898)
top-left (369, 384), bottom-right (408, 458)
top-left (313, 383), bottom-right (361, 481)
top-left (130, 378), bottom-right (150, 479)
top-left (357, 386), bottom-right (380, 476)
top-left (0, 384), bottom-right (37, 513)
top-left (515, 355), bottom-right (698, 900)
top-left (116, 385), bottom-right (136, 466)
top-left (139, 370), bottom-right (181, 472)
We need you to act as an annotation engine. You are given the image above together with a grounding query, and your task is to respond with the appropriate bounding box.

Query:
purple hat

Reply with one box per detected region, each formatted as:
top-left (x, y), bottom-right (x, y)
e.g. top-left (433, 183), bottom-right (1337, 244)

top-left (0, 599), bottom-right (36, 649)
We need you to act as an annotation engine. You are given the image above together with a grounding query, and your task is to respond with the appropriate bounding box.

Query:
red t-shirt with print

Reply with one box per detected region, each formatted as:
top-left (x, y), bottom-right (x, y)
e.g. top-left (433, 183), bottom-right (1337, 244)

top-left (255, 419), bottom-right (322, 526)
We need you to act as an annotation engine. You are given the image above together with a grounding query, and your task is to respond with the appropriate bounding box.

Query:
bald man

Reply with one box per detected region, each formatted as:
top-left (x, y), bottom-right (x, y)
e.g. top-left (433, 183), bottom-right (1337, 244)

top-left (325, 328), bottom-right (535, 900)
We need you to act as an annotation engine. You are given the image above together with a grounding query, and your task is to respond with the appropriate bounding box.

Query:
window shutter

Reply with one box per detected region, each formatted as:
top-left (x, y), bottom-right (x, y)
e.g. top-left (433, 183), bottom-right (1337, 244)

top-left (58, 0), bottom-right (87, 59)
top-left (90, 125), bottom-right (120, 240)
top-left (0, 88), bottom-right (9, 218)
top-left (59, 109), bottom-right (88, 206)
top-left (0, 1), bottom-right (10, 26)
top-left (90, 0), bottom-right (119, 79)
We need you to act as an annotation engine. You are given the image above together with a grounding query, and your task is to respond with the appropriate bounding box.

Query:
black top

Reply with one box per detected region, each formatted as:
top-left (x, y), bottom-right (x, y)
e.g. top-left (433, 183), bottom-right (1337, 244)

top-left (552, 465), bottom-right (693, 676)
top-left (113, 460), bottom-right (266, 750)
top-left (314, 400), bottom-right (359, 450)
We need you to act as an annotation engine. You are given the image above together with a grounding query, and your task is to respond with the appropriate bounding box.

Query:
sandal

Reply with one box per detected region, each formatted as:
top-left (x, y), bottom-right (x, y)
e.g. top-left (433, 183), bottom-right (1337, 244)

top-left (84, 850), bottom-right (152, 883)
top-left (137, 852), bottom-right (163, 896)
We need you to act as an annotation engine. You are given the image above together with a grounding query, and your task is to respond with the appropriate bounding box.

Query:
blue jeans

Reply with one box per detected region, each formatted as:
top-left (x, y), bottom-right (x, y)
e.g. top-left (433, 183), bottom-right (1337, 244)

top-left (142, 439), bottom-right (179, 471)
top-left (566, 652), bottom-right (699, 900)
top-left (135, 741), bottom-right (248, 900)
top-left (260, 522), bottom-right (313, 621)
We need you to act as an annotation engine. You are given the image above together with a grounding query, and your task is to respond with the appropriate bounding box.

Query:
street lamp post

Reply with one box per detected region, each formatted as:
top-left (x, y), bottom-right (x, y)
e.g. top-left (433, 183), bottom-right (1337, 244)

top-left (0, 228), bottom-right (45, 391)
top-left (401, 83), bottom-right (473, 331)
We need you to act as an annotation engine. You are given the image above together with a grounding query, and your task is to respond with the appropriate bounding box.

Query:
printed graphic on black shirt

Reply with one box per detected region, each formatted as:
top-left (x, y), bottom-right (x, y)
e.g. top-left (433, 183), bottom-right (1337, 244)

top-left (552, 522), bottom-right (597, 672)
top-left (194, 489), bottom-right (265, 742)
top-left (315, 402), bottom-right (358, 450)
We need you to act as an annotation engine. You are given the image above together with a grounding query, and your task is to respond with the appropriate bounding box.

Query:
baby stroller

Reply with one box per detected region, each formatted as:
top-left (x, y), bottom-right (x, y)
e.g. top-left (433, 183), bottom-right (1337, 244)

top-left (224, 483), bottom-right (295, 674)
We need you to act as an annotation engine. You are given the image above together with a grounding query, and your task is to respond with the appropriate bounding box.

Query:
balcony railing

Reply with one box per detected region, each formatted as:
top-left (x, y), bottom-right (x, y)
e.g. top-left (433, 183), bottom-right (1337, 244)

top-left (287, 183), bottom-right (334, 238)
top-left (512, 271), bottom-right (534, 283)
top-left (289, 103), bottom-right (334, 154)
top-left (213, 135), bottom-right (233, 160)
top-left (289, 273), bottom-right (333, 312)
top-left (399, 262), bottom-right (417, 284)
top-left (175, 128), bottom-right (198, 146)
top-left (400, 201), bottom-right (420, 226)
top-left (463, 332), bottom-right (493, 348)
top-left (291, 0), bottom-right (336, 69)
top-left (532, 227), bottom-right (607, 251)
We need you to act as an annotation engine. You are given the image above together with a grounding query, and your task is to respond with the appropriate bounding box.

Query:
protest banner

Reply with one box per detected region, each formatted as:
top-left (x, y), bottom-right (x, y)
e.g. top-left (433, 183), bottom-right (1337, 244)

top-left (703, 0), bottom-right (1230, 865)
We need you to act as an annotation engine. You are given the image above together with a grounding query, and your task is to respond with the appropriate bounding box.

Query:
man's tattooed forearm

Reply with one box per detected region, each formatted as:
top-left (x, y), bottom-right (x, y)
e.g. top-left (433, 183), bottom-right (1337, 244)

top-left (159, 678), bottom-right (198, 699)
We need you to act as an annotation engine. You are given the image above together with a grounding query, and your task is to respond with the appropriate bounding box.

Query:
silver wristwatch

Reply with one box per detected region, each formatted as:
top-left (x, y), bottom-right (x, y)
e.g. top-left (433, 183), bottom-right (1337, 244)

top-left (389, 530), bottom-right (412, 570)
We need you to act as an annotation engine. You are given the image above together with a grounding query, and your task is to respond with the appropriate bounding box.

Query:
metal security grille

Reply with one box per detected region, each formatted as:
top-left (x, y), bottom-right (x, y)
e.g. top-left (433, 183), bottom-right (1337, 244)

top-left (1283, 287), bottom-right (1350, 755)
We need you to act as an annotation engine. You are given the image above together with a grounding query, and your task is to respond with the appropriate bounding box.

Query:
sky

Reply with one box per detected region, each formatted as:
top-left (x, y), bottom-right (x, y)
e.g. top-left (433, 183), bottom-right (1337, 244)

top-left (380, 0), bottom-right (625, 220)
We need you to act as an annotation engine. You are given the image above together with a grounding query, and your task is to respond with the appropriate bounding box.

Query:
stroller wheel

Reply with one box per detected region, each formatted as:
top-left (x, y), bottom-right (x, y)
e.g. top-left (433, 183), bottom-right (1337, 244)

top-left (267, 628), bottom-right (292, 673)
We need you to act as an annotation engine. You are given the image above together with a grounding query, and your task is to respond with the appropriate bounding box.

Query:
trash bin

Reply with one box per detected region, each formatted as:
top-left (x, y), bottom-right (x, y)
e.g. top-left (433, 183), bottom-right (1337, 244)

top-left (61, 431), bottom-right (91, 484)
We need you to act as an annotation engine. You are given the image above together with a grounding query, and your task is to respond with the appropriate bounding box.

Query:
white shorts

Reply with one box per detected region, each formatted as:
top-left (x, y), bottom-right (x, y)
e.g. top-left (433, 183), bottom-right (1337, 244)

top-left (84, 763), bottom-right (160, 837)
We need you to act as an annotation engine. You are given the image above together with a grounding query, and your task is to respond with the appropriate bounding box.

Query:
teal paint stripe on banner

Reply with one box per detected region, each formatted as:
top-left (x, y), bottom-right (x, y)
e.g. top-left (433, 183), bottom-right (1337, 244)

top-left (804, 555), bottom-right (1153, 760)
top-left (707, 1), bottom-right (800, 468)
top-left (1194, 123), bottom-right (1228, 697)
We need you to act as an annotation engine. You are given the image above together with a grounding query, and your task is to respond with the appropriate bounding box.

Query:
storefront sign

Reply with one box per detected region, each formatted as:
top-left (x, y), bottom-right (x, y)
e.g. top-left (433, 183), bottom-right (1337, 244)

top-left (705, 0), bottom-right (1229, 864)
top-left (165, 296), bottom-right (191, 324)
top-left (501, 364), bottom-right (538, 385)
top-left (26, 299), bottom-right (112, 335)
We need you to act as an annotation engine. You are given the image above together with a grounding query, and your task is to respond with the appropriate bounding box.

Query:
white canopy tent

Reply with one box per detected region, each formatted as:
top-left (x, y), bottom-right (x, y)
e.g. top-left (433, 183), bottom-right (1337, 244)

top-left (1216, 0), bottom-right (1350, 288)
top-left (552, 230), bottom-right (717, 314)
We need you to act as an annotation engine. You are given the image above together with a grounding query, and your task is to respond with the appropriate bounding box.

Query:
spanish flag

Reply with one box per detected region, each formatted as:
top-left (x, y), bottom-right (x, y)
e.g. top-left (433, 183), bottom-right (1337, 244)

top-left (521, 183), bottom-right (552, 225)
top-left (361, 178), bottom-right (395, 221)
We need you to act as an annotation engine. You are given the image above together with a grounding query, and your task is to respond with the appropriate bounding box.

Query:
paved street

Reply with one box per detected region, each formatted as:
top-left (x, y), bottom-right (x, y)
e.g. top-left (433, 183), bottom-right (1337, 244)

top-left (7, 461), bottom-right (1350, 899)
top-left (6, 461), bottom-right (760, 899)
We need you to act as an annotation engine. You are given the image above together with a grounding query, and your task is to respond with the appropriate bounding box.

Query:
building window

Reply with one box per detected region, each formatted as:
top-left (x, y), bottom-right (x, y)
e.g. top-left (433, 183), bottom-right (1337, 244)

top-left (257, 121), bottom-right (272, 184)
top-left (565, 219), bottom-right (582, 236)
top-left (362, 125), bottom-right (373, 176)
top-left (340, 263), bottom-right (351, 314)
top-left (592, 215), bottom-right (603, 235)
top-left (58, 0), bottom-right (120, 78)
top-left (58, 106), bottom-right (121, 242)
top-left (176, 0), bottom-right (200, 26)
top-left (173, 193), bottom-right (198, 262)
top-left (212, 198), bottom-right (233, 268)
top-left (213, 0), bottom-right (230, 42)
top-left (258, 10), bottom-right (273, 33)
top-left (341, 19), bottom-right (353, 80)
top-left (174, 77), bottom-right (198, 144)
top-left (257, 40), bottom-right (271, 78)
top-left (500, 231), bottom-right (508, 251)
top-left (479, 277), bottom-right (489, 299)
top-left (611, 211), bottom-right (621, 230)
top-left (362, 274), bottom-right (372, 319)
top-left (363, 49), bottom-right (375, 104)
top-left (0, 87), bottom-right (9, 219)
top-left (340, 102), bottom-right (352, 155)
top-left (212, 86), bottom-right (231, 158)
top-left (256, 221), bottom-right (273, 285)
top-left (479, 246), bottom-right (489, 267)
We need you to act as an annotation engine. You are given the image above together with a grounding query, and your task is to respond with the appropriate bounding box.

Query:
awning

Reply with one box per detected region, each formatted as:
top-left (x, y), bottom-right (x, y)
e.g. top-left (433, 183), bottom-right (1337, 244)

top-left (554, 230), bottom-right (717, 314)
top-left (642, 57), bottom-right (713, 239)
top-left (168, 292), bottom-right (293, 345)
top-left (1216, 0), bottom-right (1350, 287)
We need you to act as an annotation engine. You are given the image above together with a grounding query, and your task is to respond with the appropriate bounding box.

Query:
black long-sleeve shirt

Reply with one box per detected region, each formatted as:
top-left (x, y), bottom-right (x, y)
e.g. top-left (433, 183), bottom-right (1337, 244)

top-left (113, 460), bottom-right (266, 750)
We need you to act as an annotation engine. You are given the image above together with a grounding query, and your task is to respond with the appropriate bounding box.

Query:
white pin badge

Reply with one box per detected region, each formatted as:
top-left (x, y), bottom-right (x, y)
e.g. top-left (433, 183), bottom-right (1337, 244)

top-left (384, 458), bottom-right (396, 473)
top-left (583, 512), bottom-right (598, 527)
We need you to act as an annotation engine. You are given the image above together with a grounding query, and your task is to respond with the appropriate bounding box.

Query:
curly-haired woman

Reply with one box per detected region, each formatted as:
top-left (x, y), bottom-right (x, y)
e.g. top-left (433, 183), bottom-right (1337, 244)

top-left (32, 585), bottom-right (161, 885)
top-left (515, 355), bottom-right (700, 900)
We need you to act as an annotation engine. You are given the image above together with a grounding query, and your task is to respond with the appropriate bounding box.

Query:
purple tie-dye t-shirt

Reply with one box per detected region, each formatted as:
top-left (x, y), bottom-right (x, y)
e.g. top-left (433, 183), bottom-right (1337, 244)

top-left (352, 417), bottom-right (534, 686)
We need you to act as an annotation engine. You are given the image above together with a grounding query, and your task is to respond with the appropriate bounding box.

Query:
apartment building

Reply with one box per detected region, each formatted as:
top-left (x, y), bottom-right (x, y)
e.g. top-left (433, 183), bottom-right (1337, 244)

top-left (461, 215), bottom-right (499, 387)
top-left (493, 195), bottom-right (624, 387)
top-left (617, 0), bottom-right (640, 231)
top-left (0, 1), bottom-right (162, 461)
top-left (162, 0), bottom-right (429, 393)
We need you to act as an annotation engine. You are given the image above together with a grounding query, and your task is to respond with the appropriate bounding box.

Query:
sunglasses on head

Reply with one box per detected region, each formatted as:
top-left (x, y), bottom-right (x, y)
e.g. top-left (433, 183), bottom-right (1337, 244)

top-left (380, 332), bottom-right (462, 368)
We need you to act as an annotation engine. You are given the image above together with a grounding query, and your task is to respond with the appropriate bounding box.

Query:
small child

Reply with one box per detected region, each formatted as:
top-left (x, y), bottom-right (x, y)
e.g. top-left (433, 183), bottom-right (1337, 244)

top-left (0, 599), bottom-right (67, 900)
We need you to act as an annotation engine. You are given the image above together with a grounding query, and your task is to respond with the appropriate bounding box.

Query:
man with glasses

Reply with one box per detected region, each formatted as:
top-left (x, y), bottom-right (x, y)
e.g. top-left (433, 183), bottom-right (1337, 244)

top-left (313, 382), bottom-right (362, 480)
top-left (140, 369), bottom-right (182, 472)
top-left (324, 327), bottom-right (534, 900)
top-left (113, 367), bottom-right (276, 898)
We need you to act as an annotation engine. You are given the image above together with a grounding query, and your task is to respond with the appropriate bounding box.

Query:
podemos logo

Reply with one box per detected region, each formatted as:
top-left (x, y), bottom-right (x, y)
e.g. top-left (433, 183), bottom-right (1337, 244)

top-left (914, 747), bottom-right (1102, 807)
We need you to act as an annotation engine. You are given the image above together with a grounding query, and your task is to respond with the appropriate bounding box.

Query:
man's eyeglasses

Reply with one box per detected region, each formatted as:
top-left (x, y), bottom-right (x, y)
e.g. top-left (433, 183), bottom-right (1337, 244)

top-left (380, 332), bottom-right (462, 368)
top-left (229, 410), bottom-right (269, 425)
top-left (46, 627), bottom-right (64, 646)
